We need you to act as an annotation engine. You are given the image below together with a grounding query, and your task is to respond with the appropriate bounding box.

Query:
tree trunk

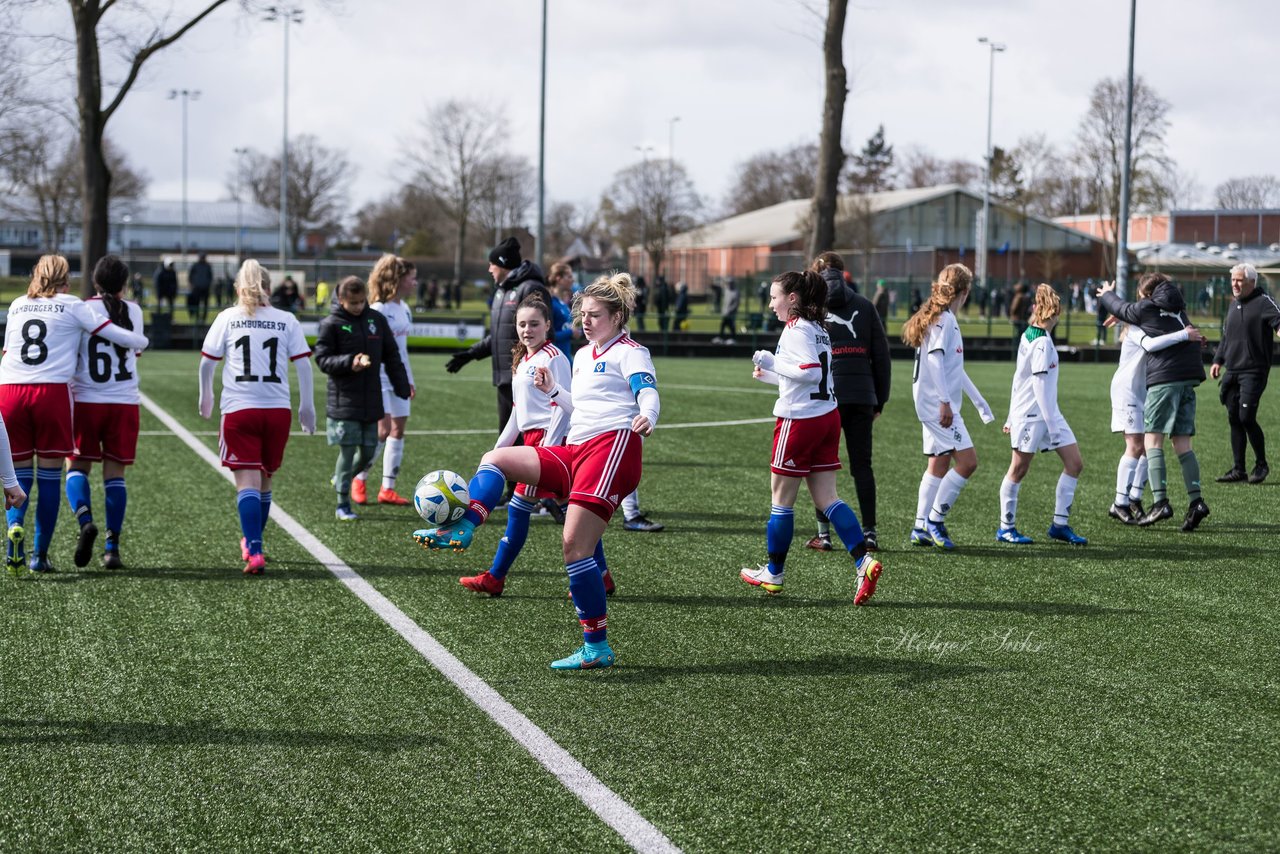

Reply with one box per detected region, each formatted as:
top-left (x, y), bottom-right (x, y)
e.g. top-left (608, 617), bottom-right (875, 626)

top-left (74, 1), bottom-right (110, 295)
top-left (808, 0), bottom-right (848, 260)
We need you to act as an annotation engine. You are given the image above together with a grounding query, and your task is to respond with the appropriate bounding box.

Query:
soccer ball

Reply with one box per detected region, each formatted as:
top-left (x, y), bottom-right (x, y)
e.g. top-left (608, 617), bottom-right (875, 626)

top-left (413, 470), bottom-right (470, 526)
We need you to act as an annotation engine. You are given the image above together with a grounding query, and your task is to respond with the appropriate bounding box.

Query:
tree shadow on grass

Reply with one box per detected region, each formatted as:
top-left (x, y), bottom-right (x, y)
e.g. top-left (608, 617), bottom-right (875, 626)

top-left (0, 718), bottom-right (435, 752)
top-left (945, 541), bottom-right (1268, 562)
top-left (608, 654), bottom-right (999, 689)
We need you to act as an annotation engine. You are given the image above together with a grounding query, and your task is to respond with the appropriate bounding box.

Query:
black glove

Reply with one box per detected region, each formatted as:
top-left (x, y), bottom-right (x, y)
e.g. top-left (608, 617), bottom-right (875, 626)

top-left (445, 350), bottom-right (473, 373)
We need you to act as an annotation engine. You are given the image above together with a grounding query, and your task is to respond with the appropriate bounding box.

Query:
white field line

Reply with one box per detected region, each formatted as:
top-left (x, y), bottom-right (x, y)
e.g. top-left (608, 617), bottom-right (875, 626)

top-left (138, 392), bottom-right (681, 854)
top-left (138, 416), bottom-right (773, 438)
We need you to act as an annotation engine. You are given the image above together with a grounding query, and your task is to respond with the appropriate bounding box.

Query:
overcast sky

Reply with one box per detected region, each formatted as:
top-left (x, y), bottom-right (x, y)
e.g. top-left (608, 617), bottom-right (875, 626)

top-left (21, 0), bottom-right (1280, 220)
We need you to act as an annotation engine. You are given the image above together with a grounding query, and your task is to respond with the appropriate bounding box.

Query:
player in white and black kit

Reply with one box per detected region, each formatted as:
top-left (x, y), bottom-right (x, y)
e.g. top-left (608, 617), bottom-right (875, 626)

top-left (901, 264), bottom-right (994, 550)
top-left (740, 270), bottom-right (883, 604)
top-left (1, 254), bottom-right (149, 574)
top-left (1104, 276), bottom-right (1198, 523)
top-left (199, 260), bottom-right (316, 575)
top-left (997, 285), bottom-right (1089, 545)
top-left (352, 254), bottom-right (417, 506)
top-left (66, 256), bottom-right (148, 569)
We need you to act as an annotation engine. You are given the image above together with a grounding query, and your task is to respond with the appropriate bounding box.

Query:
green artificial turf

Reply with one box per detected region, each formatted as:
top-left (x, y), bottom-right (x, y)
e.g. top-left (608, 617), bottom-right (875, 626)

top-left (1, 351), bottom-right (1277, 851)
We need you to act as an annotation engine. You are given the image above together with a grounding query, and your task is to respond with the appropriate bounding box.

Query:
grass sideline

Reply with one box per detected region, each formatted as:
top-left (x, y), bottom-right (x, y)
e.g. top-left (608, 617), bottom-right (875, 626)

top-left (1, 352), bottom-right (1277, 851)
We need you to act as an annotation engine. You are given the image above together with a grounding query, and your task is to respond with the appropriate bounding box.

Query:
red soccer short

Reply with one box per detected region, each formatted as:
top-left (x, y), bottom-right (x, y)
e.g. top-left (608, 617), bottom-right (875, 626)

top-left (534, 428), bottom-right (642, 521)
top-left (771, 409), bottom-right (843, 477)
top-left (219, 407), bottom-right (292, 474)
top-left (0, 383), bottom-right (75, 461)
top-left (71, 402), bottom-right (141, 464)
top-left (514, 428), bottom-right (564, 500)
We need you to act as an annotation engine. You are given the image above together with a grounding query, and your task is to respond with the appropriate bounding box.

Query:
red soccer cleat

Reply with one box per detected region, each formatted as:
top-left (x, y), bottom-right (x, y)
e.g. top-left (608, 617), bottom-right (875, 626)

top-left (459, 571), bottom-right (505, 597)
top-left (351, 477), bottom-right (368, 505)
top-left (853, 555), bottom-right (882, 605)
top-left (377, 487), bottom-right (411, 506)
top-left (243, 554), bottom-right (266, 576)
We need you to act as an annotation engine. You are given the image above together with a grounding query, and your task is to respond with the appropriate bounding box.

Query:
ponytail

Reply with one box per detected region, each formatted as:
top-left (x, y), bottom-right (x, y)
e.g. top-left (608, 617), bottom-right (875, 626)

top-left (92, 255), bottom-right (133, 329)
top-left (235, 259), bottom-right (271, 317)
top-left (773, 270), bottom-right (827, 323)
top-left (902, 263), bottom-right (972, 347)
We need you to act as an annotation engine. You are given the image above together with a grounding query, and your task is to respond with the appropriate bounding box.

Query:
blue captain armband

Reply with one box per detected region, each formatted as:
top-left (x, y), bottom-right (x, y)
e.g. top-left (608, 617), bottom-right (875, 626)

top-left (629, 371), bottom-right (657, 398)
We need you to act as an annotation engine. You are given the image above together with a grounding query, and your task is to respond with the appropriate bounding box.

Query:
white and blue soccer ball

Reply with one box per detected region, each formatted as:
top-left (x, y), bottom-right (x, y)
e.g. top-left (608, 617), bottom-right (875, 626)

top-left (413, 470), bottom-right (470, 525)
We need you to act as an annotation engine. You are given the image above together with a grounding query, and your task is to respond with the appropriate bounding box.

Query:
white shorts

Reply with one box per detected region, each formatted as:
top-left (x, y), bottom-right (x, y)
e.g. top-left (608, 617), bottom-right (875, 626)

top-left (1111, 404), bottom-right (1142, 434)
top-left (921, 414), bottom-right (973, 456)
top-left (381, 386), bottom-right (411, 419)
top-left (1011, 416), bottom-right (1077, 453)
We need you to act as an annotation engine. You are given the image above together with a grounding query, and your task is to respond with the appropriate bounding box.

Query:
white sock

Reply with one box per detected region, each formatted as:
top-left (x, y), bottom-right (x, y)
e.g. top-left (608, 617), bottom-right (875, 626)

top-left (1054, 473), bottom-right (1079, 526)
top-left (382, 437), bottom-right (404, 490)
top-left (929, 470), bottom-right (969, 523)
top-left (1115, 454), bottom-right (1139, 505)
top-left (999, 477), bottom-right (1021, 529)
top-left (621, 490), bottom-right (641, 519)
top-left (1129, 456), bottom-right (1148, 502)
top-left (915, 472), bottom-right (944, 529)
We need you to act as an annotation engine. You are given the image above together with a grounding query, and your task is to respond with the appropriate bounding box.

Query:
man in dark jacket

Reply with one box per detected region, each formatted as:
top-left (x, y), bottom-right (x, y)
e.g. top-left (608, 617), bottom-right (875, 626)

top-left (314, 276), bottom-right (412, 520)
top-left (1099, 273), bottom-right (1209, 530)
top-left (154, 262), bottom-right (178, 315)
top-left (188, 253), bottom-right (213, 326)
top-left (1211, 263), bottom-right (1280, 485)
top-left (805, 252), bottom-right (892, 552)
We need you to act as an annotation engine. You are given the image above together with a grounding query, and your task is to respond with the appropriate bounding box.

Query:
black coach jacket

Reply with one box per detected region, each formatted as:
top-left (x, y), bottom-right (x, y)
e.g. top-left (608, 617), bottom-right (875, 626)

top-left (1100, 282), bottom-right (1205, 387)
top-left (464, 261), bottom-right (550, 387)
top-left (313, 304), bottom-right (411, 422)
top-left (1213, 287), bottom-right (1280, 376)
top-left (820, 268), bottom-right (892, 411)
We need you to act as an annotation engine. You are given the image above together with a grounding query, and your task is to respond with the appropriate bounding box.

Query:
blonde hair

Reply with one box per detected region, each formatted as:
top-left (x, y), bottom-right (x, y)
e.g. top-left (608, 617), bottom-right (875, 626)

top-left (369, 254), bottom-right (414, 304)
top-left (901, 263), bottom-right (972, 347)
top-left (28, 254), bottom-right (70, 298)
top-left (573, 271), bottom-right (635, 329)
top-left (1030, 284), bottom-right (1061, 327)
top-left (235, 259), bottom-right (271, 316)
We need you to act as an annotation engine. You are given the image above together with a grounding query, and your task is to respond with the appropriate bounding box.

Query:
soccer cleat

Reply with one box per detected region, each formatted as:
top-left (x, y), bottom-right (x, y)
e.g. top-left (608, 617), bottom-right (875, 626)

top-left (806, 533), bottom-right (833, 552)
top-left (740, 563), bottom-right (784, 594)
top-left (996, 526), bottom-right (1034, 544)
top-left (1137, 499), bottom-right (1173, 527)
top-left (459, 570), bottom-right (505, 596)
top-left (243, 553), bottom-right (266, 575)
top-left (1108, 503), bottom-right (1136, 524)
top-left (29, 554), bottom-right (55, 573)
top-left (413, 522), bottom-right (475, 551)
top-left (1248, 464), bottom-right (1269, 485)
top-left (350, 477), bottom-right (368, 505)
top-left (540, 498), bottom-right (566, 524)
top-left (1047, 524), bottom-right (1087, 545)
top-left (550, 641), bottom-right (616, 671)
top-left (335, 506), bottom-right (359, 522)
top-left (1215, 468), bottom-right (1247, 483)
top-left (863, 529), bottom-right (879, 553)
top-left (101, 549), bottom-right (123, 570)
top-left (622, 514), bottom-right (665, 532)
top-left (74, 521), bottom-right (99, 568)
top-left (909, 528), bottom-right (934, 547)
top-left (377, 487), bottom-right (411, 505)
top-left (853, 554), bottom-right (883, 605)
top-left (1180, 498), bottom-right (1210, 532)
top-left (925, 519), bottom-right (955, 550)
top-left (6, 524), bottom-right (26, 578)
top-left (1127, 499), bottom-right (1145, 520)
top-left (241, 537), bottom-right (250, 562)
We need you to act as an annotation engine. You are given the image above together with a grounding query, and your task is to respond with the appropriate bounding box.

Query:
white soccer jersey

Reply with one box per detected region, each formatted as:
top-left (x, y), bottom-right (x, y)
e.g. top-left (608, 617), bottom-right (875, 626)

top-left (513, 342), bottom-right (572, 432)
top-left (372, 300), bottom-right (414, 390)
top-left (567, 332), bottom-right (657, 445)
top-left (912, 309), bottom-right (966, 422)
top-left (770, 318), bottom-right (836, 419)
top-left (71, 298), bottom-right (145, 404)
top-left (201, 305), bottom-right (311, 414)
top-left (1007, 328), bottom-right (1060, 424)
top-left (1109, 325), bottom-right (1189, 410)
top-left (2, 293), bottom-right (119, 384)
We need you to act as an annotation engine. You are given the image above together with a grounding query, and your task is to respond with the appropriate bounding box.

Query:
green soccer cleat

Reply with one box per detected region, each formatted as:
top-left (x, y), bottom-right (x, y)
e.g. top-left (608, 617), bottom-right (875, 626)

top-left (413, 521), bottom-right (475, 552)
top-left (6, 524), bottom-right (26, 578)
top-left (550, 641), bottom-right (616, 671)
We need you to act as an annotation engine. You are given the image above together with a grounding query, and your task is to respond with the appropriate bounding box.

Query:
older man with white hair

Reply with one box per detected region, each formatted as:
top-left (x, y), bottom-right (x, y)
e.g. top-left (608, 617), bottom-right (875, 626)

top-left (1212, 263), bottom-right (1280, 484)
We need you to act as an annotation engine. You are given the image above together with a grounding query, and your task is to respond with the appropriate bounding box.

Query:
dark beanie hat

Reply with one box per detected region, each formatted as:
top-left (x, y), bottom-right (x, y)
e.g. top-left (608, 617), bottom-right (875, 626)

top-left (489, 236), bottom-right (522, 269)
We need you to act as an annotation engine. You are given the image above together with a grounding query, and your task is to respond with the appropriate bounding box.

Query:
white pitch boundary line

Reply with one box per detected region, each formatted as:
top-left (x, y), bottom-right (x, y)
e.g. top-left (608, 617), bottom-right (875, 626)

top-left (138, 416), bottom-right (773, 438)
top-left (138, 392), bottom-right (681, 854)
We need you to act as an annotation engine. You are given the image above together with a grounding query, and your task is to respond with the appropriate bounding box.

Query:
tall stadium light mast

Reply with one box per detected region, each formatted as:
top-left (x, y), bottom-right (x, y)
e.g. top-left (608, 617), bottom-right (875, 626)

top-left (1116, 0), bottom-right (1138, 298)
top-left (977, 37), bottom-right (1005, 300)
top-left (168, 88), bottom-right (200, 260)
top-left (265, 5), bottom-right (303, 275)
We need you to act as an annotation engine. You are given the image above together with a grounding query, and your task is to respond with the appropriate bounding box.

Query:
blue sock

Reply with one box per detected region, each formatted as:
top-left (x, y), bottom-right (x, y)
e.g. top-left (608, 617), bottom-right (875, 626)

top-left (237, 488), bottom-right (263, 557)
top-left (34, 468), bottom-right (63, 556)
top-left (66, 470), bottom-right (93, 526)
top-left (103, 478), bottom-right (127, 539)
top-left (567, 556), bottom-right (607, 643)
top-left (489, 494), bottom-right (534, 579)
top-left (594, 539), bottom-right (608, 580)
top-left (824, 499), bottom-right (868, 562)
top-left (259, 490), bottom-right (272, 541)
top-left (766, 504), bottom-right (794, 575)
top-left (462, 463), bottom-right (507, 527)
top-left (7, 467), bottom-right (33, 530)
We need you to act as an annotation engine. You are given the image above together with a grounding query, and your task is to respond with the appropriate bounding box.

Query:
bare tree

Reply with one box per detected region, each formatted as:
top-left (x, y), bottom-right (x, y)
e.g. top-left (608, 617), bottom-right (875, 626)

top-left (807, 0), bottom-right (848, 258)
top-left (234, 134), bottom-right (354, 255)
top-left (353, 186), bottom-right (445, 255)
top-left (600, 158), bottom-right (701, 278)
top-left (896, 146), bottom-right (981, 190)
top-left (1164, 167), bottom-right (1203, 210)
top-left (544, 200), bottom-right (604, 260)
top-left (1072, 75), bottom-right (1175, 277)
top-left (473, 152), bottom-right (536, 249)
top-left (403, 99), bottom-right (503, 286)
top-left (1214, 175), bottom-right (1280, 209)
top-left (722, 143), bottom-right (818, 216)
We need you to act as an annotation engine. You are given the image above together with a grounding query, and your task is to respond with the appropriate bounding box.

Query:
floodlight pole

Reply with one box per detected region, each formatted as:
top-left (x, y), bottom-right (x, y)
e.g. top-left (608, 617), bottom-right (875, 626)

top-left (1116, 0), bottom-right (1137, 298)
top-left (977, 37), bottom-right (1005, 303)
top-left (266, 5), bottom-right (303, 276)
top-left (536, 0), bottom-right (547, 268)
top-left (169, 88), bottom-right (200, 261)
top-left (234, 146), bottom-right (249, 262)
